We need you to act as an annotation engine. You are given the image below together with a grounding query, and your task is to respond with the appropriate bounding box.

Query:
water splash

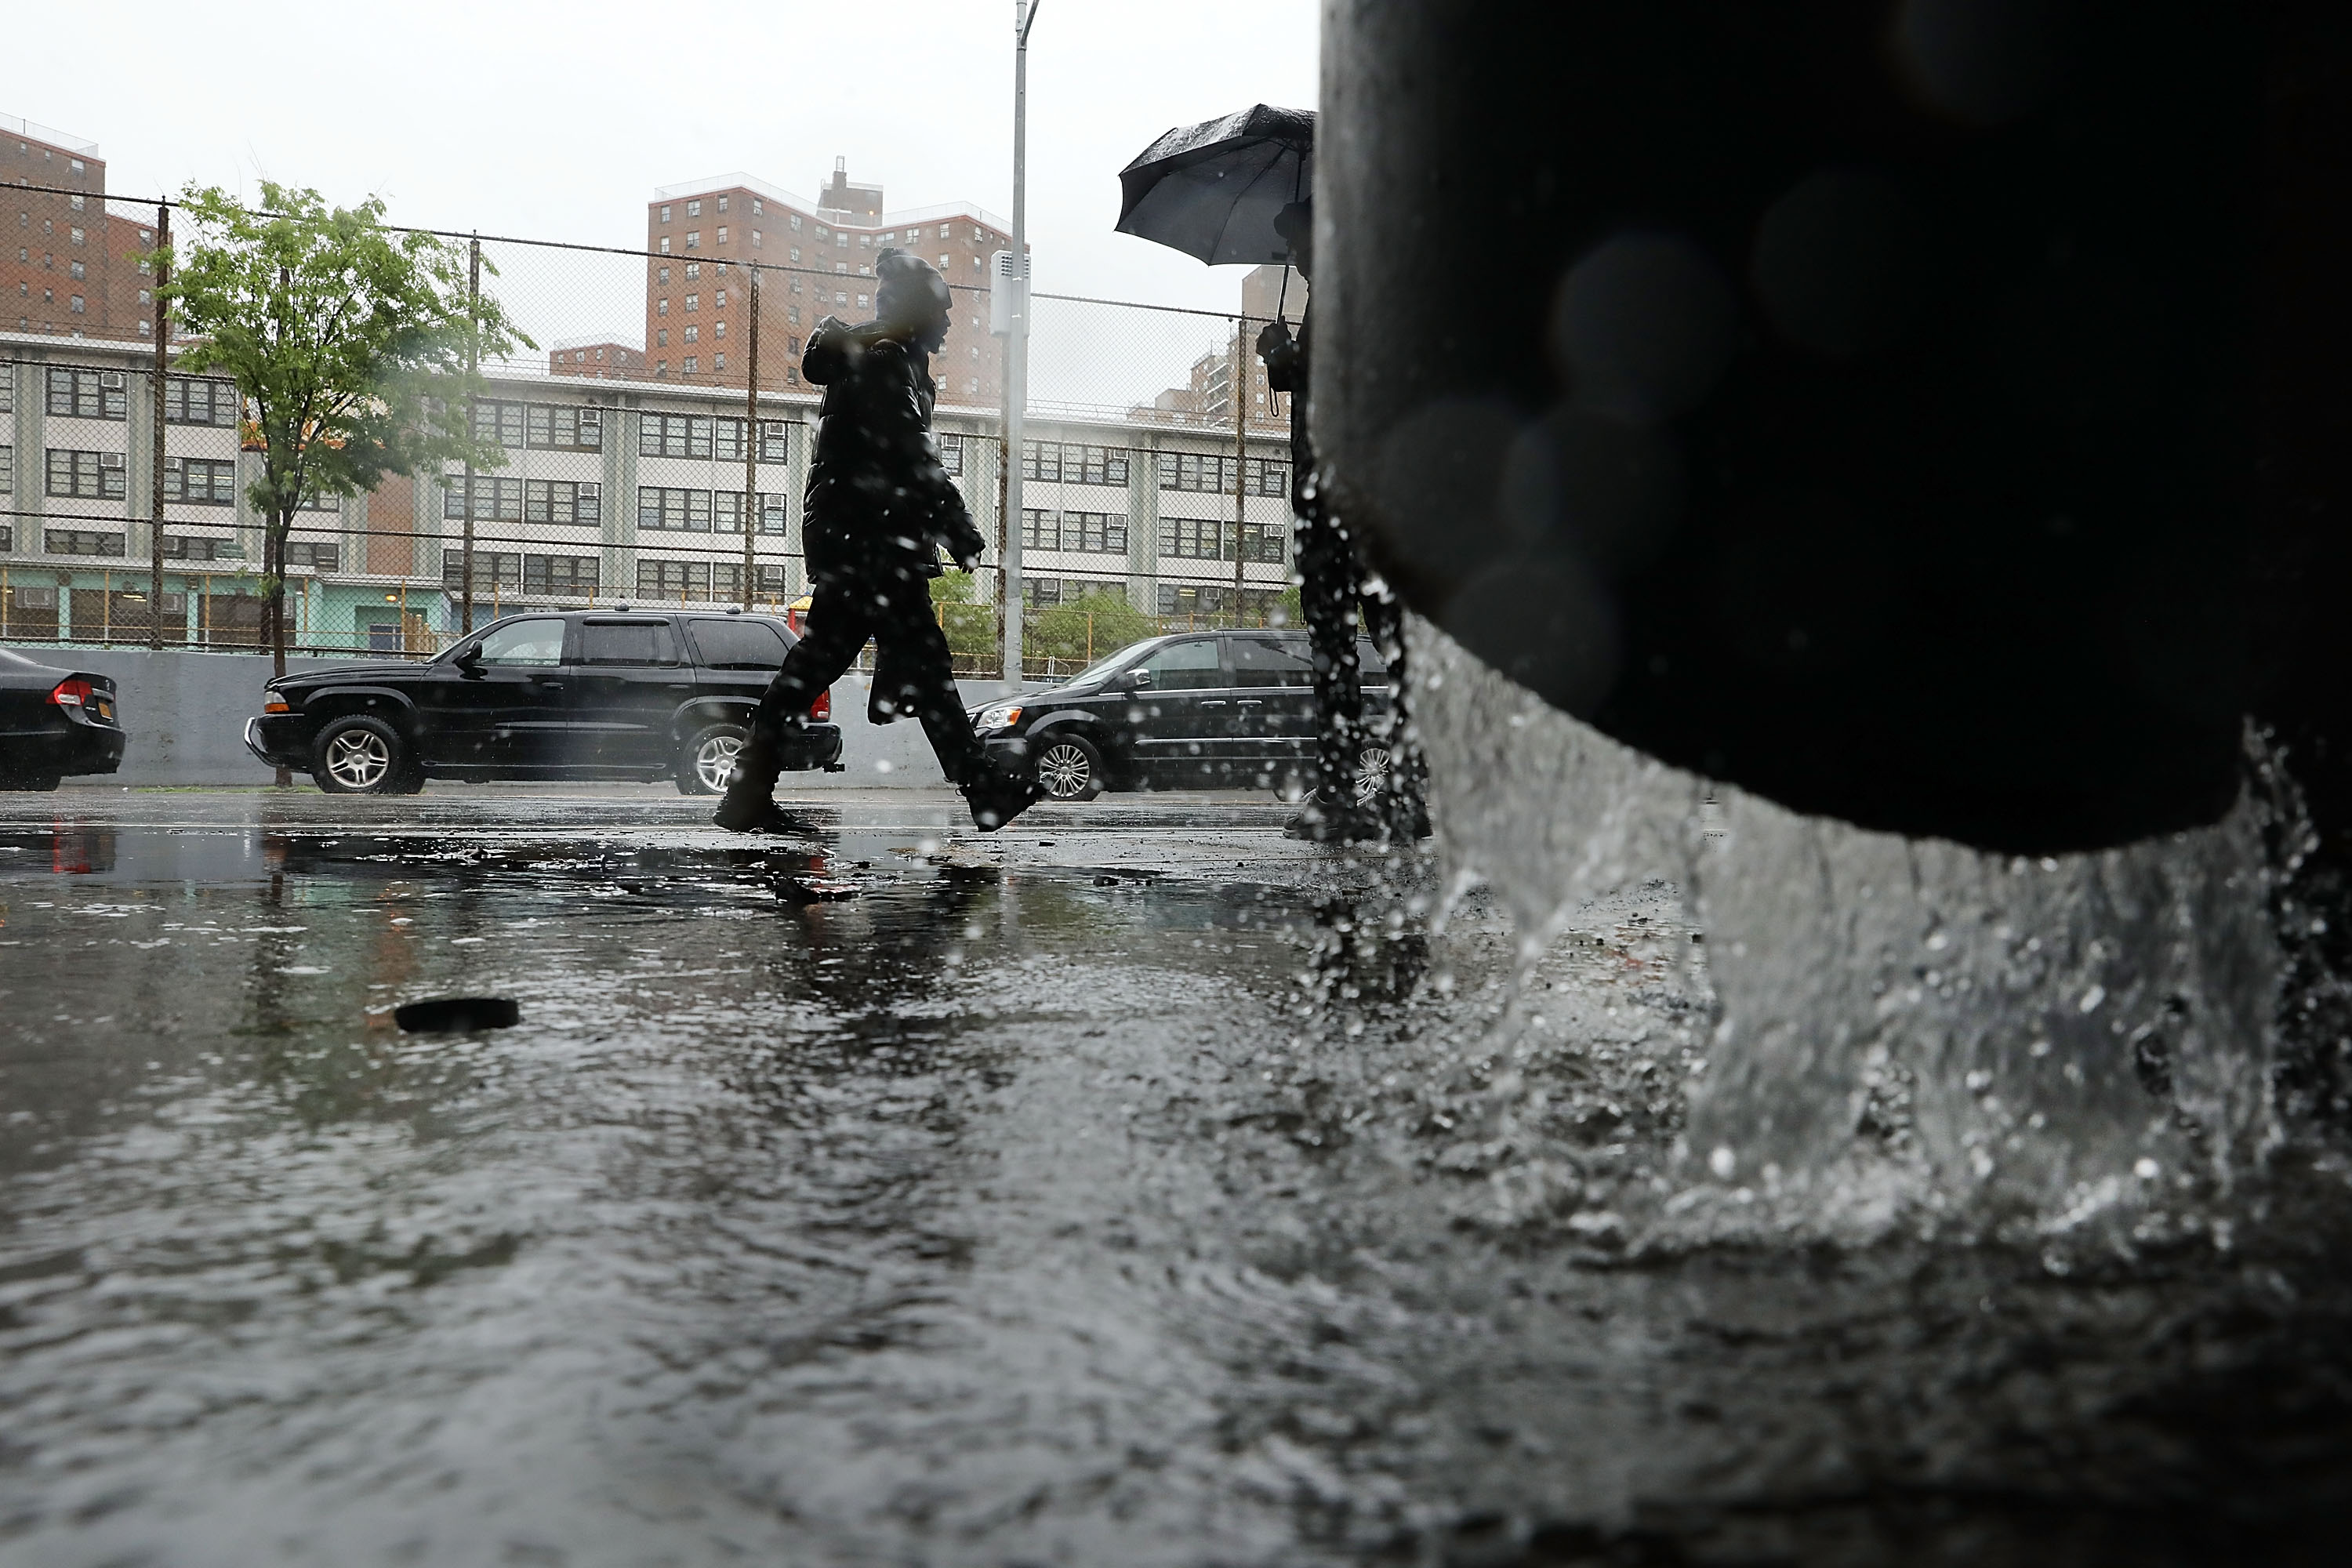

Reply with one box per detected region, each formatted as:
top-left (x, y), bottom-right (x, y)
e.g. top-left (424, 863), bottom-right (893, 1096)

top-left (1410, 614), bottom-right (2289, 1243)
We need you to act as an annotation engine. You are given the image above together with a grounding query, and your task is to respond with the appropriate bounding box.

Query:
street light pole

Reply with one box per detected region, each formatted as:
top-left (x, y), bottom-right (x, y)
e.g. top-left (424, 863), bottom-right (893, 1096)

top-left (1002, 0), bottom-right (1040, 692)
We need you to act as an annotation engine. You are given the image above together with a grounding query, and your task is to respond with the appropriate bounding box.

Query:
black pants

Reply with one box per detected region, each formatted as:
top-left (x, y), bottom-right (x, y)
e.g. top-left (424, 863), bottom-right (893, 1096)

top-left (751, 568), bottom-right (984, 786)
top-left (1296, 489), bottom-right (1426, 830)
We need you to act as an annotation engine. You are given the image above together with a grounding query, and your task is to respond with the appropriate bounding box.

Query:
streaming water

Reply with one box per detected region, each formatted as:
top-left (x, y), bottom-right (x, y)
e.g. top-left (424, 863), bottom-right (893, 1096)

top-left (1411, 614), bottom-right (2295, 1248)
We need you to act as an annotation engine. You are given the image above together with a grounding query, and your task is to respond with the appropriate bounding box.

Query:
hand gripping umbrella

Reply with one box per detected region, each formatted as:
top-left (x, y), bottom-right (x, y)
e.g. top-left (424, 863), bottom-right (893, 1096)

top-left (1116, 103), bottom-right (1313, 297)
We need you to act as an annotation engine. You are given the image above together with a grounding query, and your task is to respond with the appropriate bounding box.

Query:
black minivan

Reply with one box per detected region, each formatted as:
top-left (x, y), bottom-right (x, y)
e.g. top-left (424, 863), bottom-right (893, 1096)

top-left (245, 610), bottom-right (843, 794)
top-left (970, 629), bottom-right (1394, 801)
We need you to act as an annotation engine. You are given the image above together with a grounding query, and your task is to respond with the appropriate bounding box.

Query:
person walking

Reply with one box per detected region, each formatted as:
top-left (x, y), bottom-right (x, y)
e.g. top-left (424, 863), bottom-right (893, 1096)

top-left (1257, 201), bottom-right (1428, 841)
top-left (716, 249), bottom-right (1039, 833)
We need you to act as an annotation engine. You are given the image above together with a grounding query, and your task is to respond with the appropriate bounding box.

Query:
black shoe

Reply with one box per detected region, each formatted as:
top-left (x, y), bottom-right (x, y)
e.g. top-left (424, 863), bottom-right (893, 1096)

top-left (714, 789), bottom-right (801, 833)
top-left (1284, 796), bottom-right (1385, 843)
top-left (964, 769), bottom-right (1043, 833)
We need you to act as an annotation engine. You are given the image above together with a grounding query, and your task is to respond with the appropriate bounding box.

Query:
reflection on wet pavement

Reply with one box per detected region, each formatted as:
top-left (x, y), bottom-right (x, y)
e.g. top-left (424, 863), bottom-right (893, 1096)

top-left (3, 791), bottom-right (2352, 1566)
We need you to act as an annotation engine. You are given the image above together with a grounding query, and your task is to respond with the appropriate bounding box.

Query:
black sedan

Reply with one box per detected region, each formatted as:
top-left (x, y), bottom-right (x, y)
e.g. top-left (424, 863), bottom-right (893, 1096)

top-left (971, 629), bottom-right (1394, 802)
top-left (0, 648), bottom-right (125, 790)
top-left (244, 610), bottom-right (844, 794)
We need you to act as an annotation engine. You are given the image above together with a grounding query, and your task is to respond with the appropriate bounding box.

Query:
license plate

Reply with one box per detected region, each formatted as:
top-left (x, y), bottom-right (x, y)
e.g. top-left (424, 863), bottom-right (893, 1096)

top-left (94, 700), bottom-right (114, 722)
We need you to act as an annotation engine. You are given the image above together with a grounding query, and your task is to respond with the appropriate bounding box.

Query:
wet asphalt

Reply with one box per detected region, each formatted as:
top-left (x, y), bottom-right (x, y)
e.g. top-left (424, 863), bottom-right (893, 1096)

top-left (5, 786), bottom-right (2352, 1567)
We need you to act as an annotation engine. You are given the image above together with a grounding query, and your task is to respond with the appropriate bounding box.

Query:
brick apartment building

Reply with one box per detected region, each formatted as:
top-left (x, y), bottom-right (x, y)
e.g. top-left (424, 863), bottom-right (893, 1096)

top-left (1135, 262), bottom-right (1304, 434)
top-left (547, 337), bottom-right (647, 379)
top-left (3, 114), bottom-right (158, 346)
top-left (644, 160), bottom-right (1010, 408)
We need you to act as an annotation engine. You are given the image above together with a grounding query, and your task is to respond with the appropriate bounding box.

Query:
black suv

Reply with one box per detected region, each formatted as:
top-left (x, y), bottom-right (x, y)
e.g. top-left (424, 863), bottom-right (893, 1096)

top-left (245, 610), bottom-right (843, 794)
top-left (971, 629), bottom-right (1394, 801)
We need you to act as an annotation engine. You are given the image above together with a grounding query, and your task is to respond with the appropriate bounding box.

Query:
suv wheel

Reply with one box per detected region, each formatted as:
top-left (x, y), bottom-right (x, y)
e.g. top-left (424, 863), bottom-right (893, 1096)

top-left (1353, 743), bottom-right (1393, 807)
top-left (1034, 734), bottom-right (1104, 801)
top-left (313, 714), bottom-right (408, 794)
top-left (679, 723), bottom-right (747, 796)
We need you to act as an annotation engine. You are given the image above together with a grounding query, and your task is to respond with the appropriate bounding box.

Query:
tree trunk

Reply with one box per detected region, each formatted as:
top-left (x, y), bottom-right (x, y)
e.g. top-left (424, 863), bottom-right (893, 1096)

top-left (267, 514), bottom-right (291, 786)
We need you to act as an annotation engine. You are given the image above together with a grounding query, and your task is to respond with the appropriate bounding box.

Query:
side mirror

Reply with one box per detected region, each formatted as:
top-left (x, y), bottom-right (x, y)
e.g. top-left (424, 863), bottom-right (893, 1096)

top-left (1126, 667), bottom-right (1154, 691)
top-left (454, 644), bottom-right (483, 672)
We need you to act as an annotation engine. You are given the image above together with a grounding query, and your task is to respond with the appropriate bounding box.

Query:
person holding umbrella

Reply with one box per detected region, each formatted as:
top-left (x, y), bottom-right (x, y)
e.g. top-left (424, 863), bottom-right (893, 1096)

top-left (1116, 107), bottom-right (1426, 841)
top-left (714, 249), bottom-right (1040, 835)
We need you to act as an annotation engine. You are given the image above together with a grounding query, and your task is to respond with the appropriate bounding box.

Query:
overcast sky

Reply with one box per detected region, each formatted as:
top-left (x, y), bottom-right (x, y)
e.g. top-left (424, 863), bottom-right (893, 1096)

top-left (6, 0), bottom-right (1319, 314)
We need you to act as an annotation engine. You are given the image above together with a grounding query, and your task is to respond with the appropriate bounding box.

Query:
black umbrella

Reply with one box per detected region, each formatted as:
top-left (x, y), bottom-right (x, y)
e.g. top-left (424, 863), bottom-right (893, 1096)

top-left (1115, 103), bottom-right (1313, 269)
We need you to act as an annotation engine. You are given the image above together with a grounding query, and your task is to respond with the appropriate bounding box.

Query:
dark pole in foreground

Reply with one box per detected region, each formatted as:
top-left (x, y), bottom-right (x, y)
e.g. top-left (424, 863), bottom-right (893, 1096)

top-left (149, 201), bottom-right (169, 650)
top-left (459, 234), bottom-right (480, 637)
top-left (1231, 322), bottom-right (1247, 619)
top-left (742, 264), bottom-right (760, 609)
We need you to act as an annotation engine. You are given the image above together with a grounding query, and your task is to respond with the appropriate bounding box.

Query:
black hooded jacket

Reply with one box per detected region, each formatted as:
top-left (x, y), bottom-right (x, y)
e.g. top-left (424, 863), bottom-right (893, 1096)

top-left (800, 318), bottom-right (985, 581)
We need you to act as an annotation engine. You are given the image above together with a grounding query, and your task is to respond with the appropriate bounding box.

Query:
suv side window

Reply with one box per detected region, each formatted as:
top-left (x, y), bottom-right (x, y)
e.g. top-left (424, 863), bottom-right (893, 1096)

top-left (1357, 637), bottom-right (1389, 681)
top-left (1231, 633), bottom-right (1315, 688)
top-left (1138, 637), bottom-right (1224, 690)
top-left (687, 618), bottom-right (789, 669)
top-left (474, 617), bottom-right (565, 666)
top-left (579, 619), bottom-right (679, 666)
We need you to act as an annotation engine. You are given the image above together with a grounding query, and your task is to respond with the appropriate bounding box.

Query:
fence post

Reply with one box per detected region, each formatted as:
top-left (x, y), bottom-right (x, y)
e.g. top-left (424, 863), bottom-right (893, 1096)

top-left (150, 201), bottom-right (169, 648)
top-left (459, 234), bottom-right (481, 636)
top-left (1232, 319), bottom-right (1247, 623)
top-left (742, 263), bottom-right (760, 609)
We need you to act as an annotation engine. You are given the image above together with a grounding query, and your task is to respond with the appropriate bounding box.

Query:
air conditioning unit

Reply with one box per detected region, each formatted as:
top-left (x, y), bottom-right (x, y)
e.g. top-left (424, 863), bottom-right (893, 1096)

top-left (989, 249), bottom-right (1030, 337)
top-left (99, 452), bottom-right (124, 469)
top-left (100, 371), bottom-right (125, 390)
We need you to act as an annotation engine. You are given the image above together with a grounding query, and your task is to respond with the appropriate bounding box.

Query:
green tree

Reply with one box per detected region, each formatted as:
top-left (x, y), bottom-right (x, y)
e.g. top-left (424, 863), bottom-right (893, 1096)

top-left (158, 183), bottom-right (528, 675)
top-left (1031, 588), bottom-right (1157, 668)
top-left (930, 568), bottom-right (999, 670)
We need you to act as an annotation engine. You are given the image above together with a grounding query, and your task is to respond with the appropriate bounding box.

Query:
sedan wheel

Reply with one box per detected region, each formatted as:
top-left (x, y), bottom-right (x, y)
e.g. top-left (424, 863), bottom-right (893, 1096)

top-left (1034, 736), bottom-right (1103, 801)
top-left (1353, 744), bottom-right (1393, 807)
top-left (326, 730), bottom-right (390, 789)
top-left (678, 724), bottom-right (749, 796)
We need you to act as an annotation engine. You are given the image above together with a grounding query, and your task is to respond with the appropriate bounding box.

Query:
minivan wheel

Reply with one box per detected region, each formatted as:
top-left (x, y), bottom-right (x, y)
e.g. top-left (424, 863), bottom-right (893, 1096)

top-left (312, 714), bottom-right (408, 794)
top-left (1033, 734), bottom-right (1104, 801)
top-left (679, 723), bottom-right (748, 796)
top-left (1353, 744), bottom-right (1393, 807)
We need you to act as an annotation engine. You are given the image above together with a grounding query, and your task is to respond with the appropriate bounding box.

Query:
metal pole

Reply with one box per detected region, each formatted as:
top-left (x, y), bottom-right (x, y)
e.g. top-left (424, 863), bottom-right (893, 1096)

top-left (460, 234), bottom-right (480, 635)
top-left (1002, 0), bottom-right (1040, 691)
top-left (1231, 320), bottom-right (1247, 622)
top-left (150, 202), bottom-right (169, 648)
top-left (742, 263), bottom-right (760, 608)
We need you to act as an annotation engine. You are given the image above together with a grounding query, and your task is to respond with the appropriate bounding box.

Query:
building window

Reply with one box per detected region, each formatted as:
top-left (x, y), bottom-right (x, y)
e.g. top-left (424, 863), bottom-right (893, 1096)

top-left (713, 353), bottom-right (725, 372)
top-left (639, 412), bottom-right (716, 459)
top-left (470, 400), bottom-right (528, 449)
top-left (47, 366), bottom-right (127, 420)
top-left (45, 448), bottom-right (125, 500)
top-left (45, 528), bottom-right (125, 557)
top-left (1022, 508), bottom-right (1128, 554)
top-left (686, 230), bottom-right (700, 249)
top-left (165, 376), bottom-right (238, 426)
top-left (758, 420), bottom-right (792, 464)
top-left (524, 478), bottom-right (601, 524)
top-left (69, 227), bottom-right (85, 246)
top-left (284, 539), bottom-right (342, 572)
top-left (686, 262), bottom-right (700, 280)
top-left (752, 230), bottom-right (762, 248)
top-left (523, 554), bottom-right (600, 595)
top-left (660, 204), bottom-right (672, 223)
top-left (637, 486), bottom-right (713, 532)
top-left (444, 474), bottom-right (524, 521)
top-left (659, 237), bottom-right (671, 255)
top-left (659, 265), bottom-right (670, 285)
top-left (789, 247), bottom-right (801, 264)
top-left (163, 455), bottom-right (239, 504)
top-left (687, 199), bottom-right (702, 217)
top-left (714, 289), bottom-right (726, 307)
top-left (938, 434), bottom-right (964, 477)
top-left (635, 558), bottom-right (710, 601)
top-left (69, 194), bottom-right (85, 212)
top-left (790, 214), bottom-right (802, 231)
top-left (1247, 456), bottom-right (1292, 496)
top-left (441, 548), bottom-right (521, 593)
top-left (525, 404), bottom-right (602, 452)
top-left (656, 328), bottom-right (668, 347)
top-left (716, 226), bottom-right (728, 244)
top-left (1156, 452), bottom-right (1240, 492)
top-left (683, 356), bottom-right (698, 373)
top-left (162, 533), bottom-right (233, 561)
top-left (0, 444), bottom-right (11, 493)
top-left (684, 292), bottom-right (698, 311)
top-left (684, 326), bottom-right (699, 343)
top-left (657, 297), bottom-right (668, 314)
top-left (69, 260), bottom-right (84, 281)
top-left (68, 295), bottom-right (84, 314)
top-left (753, 199), bottom-right (763, 216)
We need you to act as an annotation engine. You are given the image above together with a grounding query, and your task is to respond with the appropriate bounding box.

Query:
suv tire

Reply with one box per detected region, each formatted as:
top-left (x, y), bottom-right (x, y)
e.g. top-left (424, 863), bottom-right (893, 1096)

top-left (1033, 732), bottom-right (1105, 801)
top-left (312, 714), bottom-right (409, 794)
top-left (678, 722), bottom-right (748, 796)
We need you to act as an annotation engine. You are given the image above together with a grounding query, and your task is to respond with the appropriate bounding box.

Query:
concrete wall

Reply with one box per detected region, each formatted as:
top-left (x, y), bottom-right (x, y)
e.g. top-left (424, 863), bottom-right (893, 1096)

top-left (5, 643), bottom-right (1016, 788)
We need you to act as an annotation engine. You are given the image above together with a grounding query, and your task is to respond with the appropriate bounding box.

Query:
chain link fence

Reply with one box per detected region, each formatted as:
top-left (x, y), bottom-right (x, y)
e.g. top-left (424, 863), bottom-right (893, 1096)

top-left (2, 181), bottom-right (1308, 678)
